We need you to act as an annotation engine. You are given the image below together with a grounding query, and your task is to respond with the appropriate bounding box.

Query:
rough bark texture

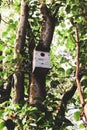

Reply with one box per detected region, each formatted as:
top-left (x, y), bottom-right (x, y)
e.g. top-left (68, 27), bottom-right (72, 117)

top-left (13, 0), bottom-right (28, 103)
top-left (58, 85), bottom-right (77, 116)
top-left (36, 4), bottom-right (55, 51)
top-left (53, 85), bottom-right (77, 129)
top-left (0, 75), bottom-right (12, 103)
top-left (29, 4), bottom-right (55, 105)
top-left (0, 51), bottom-right (2, 72)
top-left (0, 50), bottom-right (12, 103)
top-left (29, 74), bottom-right (46, 104)
top-left (74, 24), bottom-right (84, 105)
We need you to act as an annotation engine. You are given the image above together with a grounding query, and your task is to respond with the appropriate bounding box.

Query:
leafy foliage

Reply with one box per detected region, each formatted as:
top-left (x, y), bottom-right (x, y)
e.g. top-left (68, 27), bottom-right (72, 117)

top-left (0, 0), bottom-right (87, 129)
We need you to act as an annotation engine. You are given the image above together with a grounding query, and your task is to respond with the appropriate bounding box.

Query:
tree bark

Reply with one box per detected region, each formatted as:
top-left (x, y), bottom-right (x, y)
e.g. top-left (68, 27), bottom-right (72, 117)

top-left (72, 21), bottom-right (87, 127)
top-left (74, 24), bottom-right (84, 105)
top-left (53, 85), bottom-right (77, 129)
top-left (0, 51), bottom-right (12, 103)
top-left (29, 3), bottom-right (55, 106)
top-left (0, 51), bottom-right (2, 72)
top-left (13, 0), bottom-right (28, 103)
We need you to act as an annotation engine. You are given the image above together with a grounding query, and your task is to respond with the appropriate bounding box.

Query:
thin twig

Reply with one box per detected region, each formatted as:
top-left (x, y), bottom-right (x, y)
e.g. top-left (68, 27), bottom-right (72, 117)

top-left (1, 18), bottom-right (8, 24)
top-left (74, 23), bottom-right (84, 105)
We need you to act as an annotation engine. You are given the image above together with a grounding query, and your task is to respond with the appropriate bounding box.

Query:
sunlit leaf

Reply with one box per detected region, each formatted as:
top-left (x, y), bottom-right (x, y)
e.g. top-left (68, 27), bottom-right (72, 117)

top-left (66, 68), bottom-right (73, 75)
top-left (0, 120), bottom-right (5, 129)
top-left (74, 111), bottom-right (80, 121)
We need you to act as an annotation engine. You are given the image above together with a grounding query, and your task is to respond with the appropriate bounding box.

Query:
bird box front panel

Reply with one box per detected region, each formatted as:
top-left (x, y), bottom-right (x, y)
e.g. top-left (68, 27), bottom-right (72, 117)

top-left (33, 50), bottom-right (50, 72)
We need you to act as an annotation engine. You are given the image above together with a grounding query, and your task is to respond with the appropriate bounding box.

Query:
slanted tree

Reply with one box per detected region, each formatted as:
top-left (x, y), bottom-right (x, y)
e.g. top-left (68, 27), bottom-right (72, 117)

top-left (13, 0), bottom-right (29, 103)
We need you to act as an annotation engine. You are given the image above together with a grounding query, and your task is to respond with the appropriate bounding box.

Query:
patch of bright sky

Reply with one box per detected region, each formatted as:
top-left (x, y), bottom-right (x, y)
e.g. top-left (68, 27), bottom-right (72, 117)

top-left (52, 19), bottom-right (76, 69)
top-left (0, 7), bottom-right (19, 39)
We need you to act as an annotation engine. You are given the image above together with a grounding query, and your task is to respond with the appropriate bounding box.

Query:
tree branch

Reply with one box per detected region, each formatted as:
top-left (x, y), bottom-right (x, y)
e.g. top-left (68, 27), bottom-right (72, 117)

top-left (53, 3), bottom-right (62, 18)
top-left (36, 3), bottom-right (55, 51)
top-left (73, 22), bottom-right (87, 127)
top-left (53, 85), bottom-right (77, 128)
top-left (74, 24), bottom-right (84, 105)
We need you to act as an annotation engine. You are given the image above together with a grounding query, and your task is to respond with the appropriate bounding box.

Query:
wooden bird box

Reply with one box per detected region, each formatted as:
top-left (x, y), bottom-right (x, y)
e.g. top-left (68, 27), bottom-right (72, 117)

top-left (32, 50), bottom-right (50, 72)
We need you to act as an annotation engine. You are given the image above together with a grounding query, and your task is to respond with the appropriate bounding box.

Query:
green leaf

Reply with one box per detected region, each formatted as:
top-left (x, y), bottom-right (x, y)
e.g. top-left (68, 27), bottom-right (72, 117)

top-left (81, 76), bottom-right (87, 85)
top-left (30, 107), bottom-right (38, 112)
top-left (58, 67), bottom-right (65, 72)
top-left (0, 44), bottom-right (5, 50)
top-left (0, 120), bottom-right (5, 129)
top-left (79, 123), bottom-right (86, 129)
top-left (66, 5), bottom-right (71, 13)
top-left (50, 80), bottom-right (60, 88)
top-left (74, 111), bottom-right (80, 121)
top-left (0, 110), bottom-right (4, 117)
top-left (2, 31), bottom-right (8, 37)
top-left (0, 56), bottom-right (4, 60)
top-left (66, 68), bottom-right (73, 75)
top-left (37, 113), bottom-right (45, 122)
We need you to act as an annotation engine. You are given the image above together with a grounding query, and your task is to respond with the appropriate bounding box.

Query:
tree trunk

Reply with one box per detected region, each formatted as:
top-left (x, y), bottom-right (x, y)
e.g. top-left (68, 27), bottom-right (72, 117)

top-left (13, 0), bottom-right (28, 103)
top-left (29, 4), bottom-right (55, 106)
top-left (0, 51), bottom-right (2, 72)
top-left (0, 50), bottom-right (12, 103)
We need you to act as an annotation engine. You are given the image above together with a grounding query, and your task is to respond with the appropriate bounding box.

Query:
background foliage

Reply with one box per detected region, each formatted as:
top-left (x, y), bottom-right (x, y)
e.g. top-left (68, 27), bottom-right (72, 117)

top-left (0, 0), bottom-right (87, 129)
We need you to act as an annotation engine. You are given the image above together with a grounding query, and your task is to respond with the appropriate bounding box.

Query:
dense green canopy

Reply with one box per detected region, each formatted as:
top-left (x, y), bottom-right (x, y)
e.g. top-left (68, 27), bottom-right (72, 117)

top-left (0, 0), bottom-right (87, 129)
